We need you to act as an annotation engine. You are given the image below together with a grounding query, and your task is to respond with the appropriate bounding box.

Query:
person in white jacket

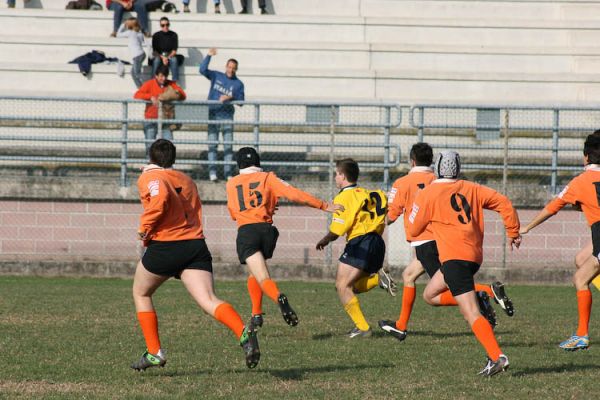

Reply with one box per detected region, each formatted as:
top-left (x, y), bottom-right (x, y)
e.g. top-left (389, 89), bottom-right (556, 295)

top-left (117, 18), bottom-right (146, 88)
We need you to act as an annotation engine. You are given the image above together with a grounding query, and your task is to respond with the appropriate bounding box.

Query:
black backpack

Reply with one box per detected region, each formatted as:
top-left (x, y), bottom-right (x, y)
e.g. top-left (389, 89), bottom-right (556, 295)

top-left (66, 0), bottom-right (102, 10)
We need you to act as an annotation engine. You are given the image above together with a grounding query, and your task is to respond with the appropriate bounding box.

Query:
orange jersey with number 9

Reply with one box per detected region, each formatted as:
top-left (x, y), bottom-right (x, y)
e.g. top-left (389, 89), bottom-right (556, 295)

top-left (409, 180), bottom-right (520, 264)
top-left (329, 186), bottom-right (387, 241)
top-left (545, 167), bottom-right (600, 226)
top-left (226, 170), bottom-right (327, 227)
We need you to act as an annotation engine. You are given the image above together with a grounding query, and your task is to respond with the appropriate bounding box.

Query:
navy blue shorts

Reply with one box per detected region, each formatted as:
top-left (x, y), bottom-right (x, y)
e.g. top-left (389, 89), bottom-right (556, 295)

top-left (339, 233), bottom-right (385, 274)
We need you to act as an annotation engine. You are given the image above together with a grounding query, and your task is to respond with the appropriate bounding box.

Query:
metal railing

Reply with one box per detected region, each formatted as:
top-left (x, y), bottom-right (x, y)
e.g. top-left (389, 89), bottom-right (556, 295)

top-left (409, 104), bottom-right (595, 195)
top-left (0, 96), bottom-right (403, 189)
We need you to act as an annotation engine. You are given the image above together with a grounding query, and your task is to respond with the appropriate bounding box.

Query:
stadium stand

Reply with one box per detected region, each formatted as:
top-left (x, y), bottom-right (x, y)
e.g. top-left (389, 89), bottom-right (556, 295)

top-left (6, 0), bottom-right (600, 102)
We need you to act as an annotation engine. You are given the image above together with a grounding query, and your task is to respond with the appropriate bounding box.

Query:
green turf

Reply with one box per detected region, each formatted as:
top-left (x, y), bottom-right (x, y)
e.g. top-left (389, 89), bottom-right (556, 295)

top-left (0, 276), bottom-right (597, 399)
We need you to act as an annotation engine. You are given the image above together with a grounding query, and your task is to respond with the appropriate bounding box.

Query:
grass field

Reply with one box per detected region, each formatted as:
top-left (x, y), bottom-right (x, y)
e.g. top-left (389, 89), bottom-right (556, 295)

top-left (0, 276), bottom-right (598, 399)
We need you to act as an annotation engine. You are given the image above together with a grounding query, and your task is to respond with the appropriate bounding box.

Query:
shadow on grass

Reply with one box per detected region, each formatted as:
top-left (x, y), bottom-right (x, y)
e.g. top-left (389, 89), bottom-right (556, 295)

top-left (511, 363), bottom-right (600, 377)
top-left (312, 329), bottom-right (496, 341)
top-left (262, 362), bottom-right (396, 381)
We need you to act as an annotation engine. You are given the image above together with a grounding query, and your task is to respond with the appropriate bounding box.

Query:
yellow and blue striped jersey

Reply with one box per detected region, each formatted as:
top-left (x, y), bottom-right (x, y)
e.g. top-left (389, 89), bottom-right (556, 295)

top-left (329, 185), bottom-right (387, 241)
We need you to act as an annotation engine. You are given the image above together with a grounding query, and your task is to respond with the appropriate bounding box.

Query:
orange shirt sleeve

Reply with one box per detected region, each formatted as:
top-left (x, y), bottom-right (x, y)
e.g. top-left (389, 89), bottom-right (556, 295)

top-left (387, 180), bottom-right (405, 222)
top-left (134, 81), bottom-right (152, 100)
top-left (407, 190), bottom-right (430, 238)
top-left (138, 176), bottom-right (168, 235)
top-left (268, 173), bottom-right (326, 210)
top-left (479, 185), bottom-right (520, 238)
top-left (544, 180), bottom-right (578, 215)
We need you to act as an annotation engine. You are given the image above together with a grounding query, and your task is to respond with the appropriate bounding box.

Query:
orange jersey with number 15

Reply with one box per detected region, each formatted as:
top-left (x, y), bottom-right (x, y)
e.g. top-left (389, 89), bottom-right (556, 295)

top-left (408, 179), bottom-right (520, 264)
top-left (544, 166), bottom-right (600, 226)
top-left (226, 170), bottom-right (327, 227)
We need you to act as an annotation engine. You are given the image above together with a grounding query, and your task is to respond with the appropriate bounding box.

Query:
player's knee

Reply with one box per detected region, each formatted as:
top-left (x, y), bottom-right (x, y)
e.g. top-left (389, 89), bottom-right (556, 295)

top-left (422, 290), bottom-right (435, 305)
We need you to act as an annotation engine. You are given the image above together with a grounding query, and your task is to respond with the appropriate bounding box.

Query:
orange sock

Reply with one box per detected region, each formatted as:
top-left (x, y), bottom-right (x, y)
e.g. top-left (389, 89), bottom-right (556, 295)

top-left (439, 290), bottom-right (458, 306)
top-left (214, 303), bottom-right (245, 339)
top-left (137, 311), bottom-right (161, 355)
top-left (247, 276), bottom-right (263, 315)
top-left (475, 283), bottom-right (493, 297)
top-left (396, 285), bottom-right (416, 331)
top-left (471, 316), bottom-right (502, 361)
top-left (260, 279), bottom-right (280, 303)
top-left (576, 289), bottom-right (592, 337)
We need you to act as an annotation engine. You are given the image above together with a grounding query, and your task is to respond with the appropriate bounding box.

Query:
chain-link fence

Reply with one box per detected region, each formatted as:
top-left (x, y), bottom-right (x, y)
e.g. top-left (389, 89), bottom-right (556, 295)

top-left (404, 104), bottom-right (595, 275)
top-left (0, 96), bottom-right (401, 269)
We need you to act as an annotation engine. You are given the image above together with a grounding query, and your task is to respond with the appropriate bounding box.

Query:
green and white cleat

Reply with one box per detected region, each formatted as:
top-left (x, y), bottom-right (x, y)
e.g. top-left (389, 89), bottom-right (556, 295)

top-left (240, 324), bottom-right (260, 369)
top-left (131, 350), bottom-right (166, 371)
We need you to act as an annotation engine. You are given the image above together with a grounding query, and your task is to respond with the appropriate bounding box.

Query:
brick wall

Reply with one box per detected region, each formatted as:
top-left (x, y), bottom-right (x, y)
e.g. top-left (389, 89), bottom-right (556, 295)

top-left (0, 200), bottom-right (587, 270)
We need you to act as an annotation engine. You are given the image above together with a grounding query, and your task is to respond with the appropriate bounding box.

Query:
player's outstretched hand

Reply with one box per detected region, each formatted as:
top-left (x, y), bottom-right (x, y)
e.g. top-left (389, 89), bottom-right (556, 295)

top-left (509, 235), bottom-right (522, 251)
top-left (519, 227), bottom-right (529, 235)
top-left (324, 202), bottom-right (344, 214)
top-left (207, 47), bottom-right (217, 56)
top-left (316, 238), bottom-right (328, 251)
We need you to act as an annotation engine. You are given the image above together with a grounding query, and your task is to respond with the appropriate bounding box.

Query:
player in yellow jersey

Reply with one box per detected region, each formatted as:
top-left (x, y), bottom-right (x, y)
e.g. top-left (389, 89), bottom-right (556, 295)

top-left (316, 158), bottom-right (390, 338)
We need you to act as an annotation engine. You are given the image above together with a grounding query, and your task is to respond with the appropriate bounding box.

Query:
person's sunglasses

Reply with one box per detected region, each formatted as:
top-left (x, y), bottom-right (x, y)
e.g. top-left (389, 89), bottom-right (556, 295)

top-left (161, 23), bottom-right (170, 27)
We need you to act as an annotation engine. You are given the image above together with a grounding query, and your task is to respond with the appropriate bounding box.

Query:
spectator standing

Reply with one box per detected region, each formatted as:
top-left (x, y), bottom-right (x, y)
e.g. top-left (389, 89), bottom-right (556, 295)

top-left (152, 17), bottom-right (180, 82)
top-left (199, 48), bottom-right (245, 182)
top-left (107, 0), bottom-right (151, 38)
top-left (239, 0), bottom-right (266, 14)
top-left (134, 64), bottom-right (186, 155)
top-left (117, 18), bottom-right (146, 88)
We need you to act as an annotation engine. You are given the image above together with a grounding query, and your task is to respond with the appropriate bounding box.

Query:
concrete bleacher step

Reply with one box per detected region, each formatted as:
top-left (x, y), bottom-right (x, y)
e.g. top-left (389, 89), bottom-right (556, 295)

top-left (6, 9), bottom-right (600, 47)
top-left (13, 0), bottom-right (600, 20)
top-left (12, 36), bottom-right (600, 75)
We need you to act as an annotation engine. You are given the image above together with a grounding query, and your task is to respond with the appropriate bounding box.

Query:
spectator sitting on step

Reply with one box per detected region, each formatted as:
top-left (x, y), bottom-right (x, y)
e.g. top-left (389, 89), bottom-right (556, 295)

top-left (117, 17), bottom-right (146, 88)
top-left (239, 0), bottom-right (266, 14)
top-left (7, 0), bottom-right (31, 8)
top-left (152, 17), bottom-right (181, 82)
top-left (107, 0), bottom-right (151, 38)
top-left (134, 64), bottom-right (186, 155)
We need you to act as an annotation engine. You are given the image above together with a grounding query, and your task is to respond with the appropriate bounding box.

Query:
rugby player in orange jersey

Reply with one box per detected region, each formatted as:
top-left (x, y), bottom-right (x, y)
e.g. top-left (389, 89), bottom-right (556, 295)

top-left (226, 147), bottom-right (341, 329)
top-left (379, 143), bottom-right (514, 342)
top-left (409, 151), bottom-right (521, 377)
top-left (521, 133), bottom-right (600, 351)
top-left (131, 140), bottom-right (260, 371)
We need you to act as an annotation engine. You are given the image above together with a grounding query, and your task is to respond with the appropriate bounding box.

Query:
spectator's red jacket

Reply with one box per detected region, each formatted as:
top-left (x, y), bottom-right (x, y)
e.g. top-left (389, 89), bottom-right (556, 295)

top-left (133, 78), bottom-right (186, 119)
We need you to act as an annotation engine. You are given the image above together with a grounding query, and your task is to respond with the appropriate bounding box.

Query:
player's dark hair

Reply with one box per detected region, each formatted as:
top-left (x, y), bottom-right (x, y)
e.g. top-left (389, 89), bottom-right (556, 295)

top-left (149, 139), bottom-right (176, 168)
top-left (227, 58), bottom-right (239, 67)
top-left (410, 142), bottom-right (433, 166)
top-left (584, 134), bottom-right (600, 164)
top-left (155, 64), bottom-right (170, 77)
top-left (593, 129), bottom-right (600, 137)
top-left (336, 158), bottom-right (359, 183)
top-left (237, 147), bottom-right (260, 169)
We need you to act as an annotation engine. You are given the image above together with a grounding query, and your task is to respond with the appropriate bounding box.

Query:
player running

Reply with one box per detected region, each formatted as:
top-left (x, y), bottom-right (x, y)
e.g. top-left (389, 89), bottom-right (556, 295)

top-left (379, 143), bottom-right (514, 341)
top-left (226, 147), bottom-right (340, 329)
top-left (521, 133), bottom-right (600, 351)
top-left (131, 139), bottom-right (260, 371)
top-left (316, 158), bottom-right (391, 338)
top-left (408, 151), bottom-right (521, 377)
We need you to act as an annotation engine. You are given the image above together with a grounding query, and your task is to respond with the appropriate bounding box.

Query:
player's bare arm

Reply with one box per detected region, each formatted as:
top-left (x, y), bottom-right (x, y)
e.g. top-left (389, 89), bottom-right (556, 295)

top-left (316, 232), bottom-right (339, 251)
top-left (520, 208), bottom-right (554, 234)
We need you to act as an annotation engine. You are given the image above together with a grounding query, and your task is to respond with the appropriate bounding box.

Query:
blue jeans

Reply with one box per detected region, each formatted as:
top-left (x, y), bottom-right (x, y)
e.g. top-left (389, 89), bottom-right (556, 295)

top-left (143, 122), bottom-right (172, 155)
top-left (132, 54), bottom-right (145, 88)
top-left (110, 1), bottom-right (149, 34)
top-left (182, 0), bottom-right (220, 4)
top-left (152, 56), bottom-right (179, 82)
top-left (207, 114), bottom-right (233, 178)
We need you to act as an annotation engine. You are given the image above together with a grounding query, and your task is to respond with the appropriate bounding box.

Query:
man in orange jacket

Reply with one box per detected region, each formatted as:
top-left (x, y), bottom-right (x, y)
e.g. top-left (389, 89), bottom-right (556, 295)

top-left (131, 139), bottom-right (260, 371)
top-left (134, 64), bottom-right (186, 155)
